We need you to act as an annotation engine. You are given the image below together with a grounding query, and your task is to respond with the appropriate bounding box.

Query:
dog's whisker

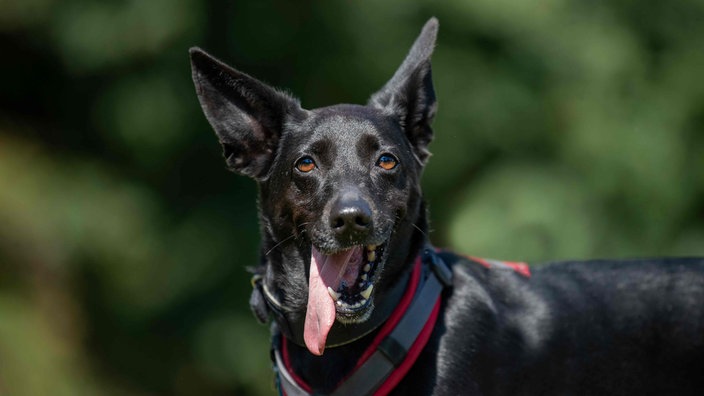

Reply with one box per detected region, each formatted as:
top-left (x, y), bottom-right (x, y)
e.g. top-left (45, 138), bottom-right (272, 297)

top-left (293, 222), bottom-right (312, 248)
top-left (411, 222), bottom-right (428, 237)
top-left (265, 233), bottom-right (297, 256)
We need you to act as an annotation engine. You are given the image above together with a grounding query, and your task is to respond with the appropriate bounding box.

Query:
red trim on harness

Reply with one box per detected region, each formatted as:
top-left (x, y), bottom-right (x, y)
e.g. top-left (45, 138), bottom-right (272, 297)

top-left (281, 256), bottom-right (424, 394)
top-left (467, 256), bottom-right (531, 278)
top-left (282, 337), bottom-right (312, 393)
top-left (503, 261), bottom-right (531, 278)
top-left (468, 256), bottom-right (491, 268)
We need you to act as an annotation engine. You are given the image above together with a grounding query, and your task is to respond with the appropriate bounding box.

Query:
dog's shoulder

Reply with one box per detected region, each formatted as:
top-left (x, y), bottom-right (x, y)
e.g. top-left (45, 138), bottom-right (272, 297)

top-left (435, 249), bottom-right (542, 325)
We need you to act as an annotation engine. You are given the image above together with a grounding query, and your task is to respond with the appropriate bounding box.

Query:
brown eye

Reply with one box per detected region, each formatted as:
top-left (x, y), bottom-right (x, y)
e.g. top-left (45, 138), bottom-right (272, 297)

top-left (295, 156), bottom-right (316, 172)
top-left (377, 154), bottom-right (398, 170)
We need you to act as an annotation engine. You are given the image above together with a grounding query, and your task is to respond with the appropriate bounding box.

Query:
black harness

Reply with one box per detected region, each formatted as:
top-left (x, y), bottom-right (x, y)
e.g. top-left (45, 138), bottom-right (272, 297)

top-left (250, 247), bottom-right (453, 396)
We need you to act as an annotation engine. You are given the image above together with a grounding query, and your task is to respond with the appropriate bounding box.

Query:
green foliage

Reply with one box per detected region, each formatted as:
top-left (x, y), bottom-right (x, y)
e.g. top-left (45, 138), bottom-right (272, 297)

top-left (1, 0), bottom-right (703, 394)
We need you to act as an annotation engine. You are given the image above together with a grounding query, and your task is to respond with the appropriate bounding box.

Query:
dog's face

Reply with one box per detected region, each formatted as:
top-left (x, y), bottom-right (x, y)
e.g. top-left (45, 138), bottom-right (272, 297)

top-left (190, 19), bottom-right (438, 355)
top-left (259, 105), bottom-right (425, 335)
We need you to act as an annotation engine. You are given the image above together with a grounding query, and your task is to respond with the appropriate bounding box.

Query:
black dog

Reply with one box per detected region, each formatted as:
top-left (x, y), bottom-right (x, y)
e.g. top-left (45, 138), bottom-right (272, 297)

top-left (190, 18), bottom-right (704, 396)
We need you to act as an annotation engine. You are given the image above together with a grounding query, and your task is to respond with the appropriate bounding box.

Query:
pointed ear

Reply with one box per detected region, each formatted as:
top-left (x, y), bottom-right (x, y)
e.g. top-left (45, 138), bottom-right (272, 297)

top-left (190, 47), bottom-right (304, 179)
top-left (369, 18), bottom-right (438, 164)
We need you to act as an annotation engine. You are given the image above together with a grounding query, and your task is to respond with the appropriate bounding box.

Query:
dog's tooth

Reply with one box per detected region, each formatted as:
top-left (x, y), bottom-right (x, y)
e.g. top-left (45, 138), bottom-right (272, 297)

top-left (327, 287), bottom-right (340, 301)
top-left (367, 250), bottom-right (376, 262)
top-left (336, 300), bottom-right (343, 306)
top-left (359, 298), bottom-right (367, 306)
top-left (360, 284), bottom-right (374, 300)
top-left (367, 244), bottom-right (376, 251)
top-left (361, 273), bottom-right (368, 281)
top-left (363, 263), bottom-right (371, 272)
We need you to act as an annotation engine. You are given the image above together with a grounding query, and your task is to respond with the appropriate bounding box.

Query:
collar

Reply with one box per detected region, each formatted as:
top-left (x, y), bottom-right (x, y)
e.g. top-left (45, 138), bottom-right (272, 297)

top-left (271, 247), bottom-right (453, 396)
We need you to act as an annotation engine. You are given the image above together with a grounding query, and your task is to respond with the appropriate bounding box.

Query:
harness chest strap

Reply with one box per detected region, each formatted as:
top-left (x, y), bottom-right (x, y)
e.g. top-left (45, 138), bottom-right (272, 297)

top-left (275, 248), bottom-right (453, 396)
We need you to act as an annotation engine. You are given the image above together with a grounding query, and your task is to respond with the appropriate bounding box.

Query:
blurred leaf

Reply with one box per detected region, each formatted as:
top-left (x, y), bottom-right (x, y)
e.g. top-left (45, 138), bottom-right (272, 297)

top-left (94, 73), bottom-right (192, 167)
top-left (193, 314), bottom-right (272, 395)
top-left (0, 0), bottom-right (55, 31)
top-left (0, 294), bottom-right (101, 396)
top-left (50, 0), bottom-right (203, 72)
top-left (449, 163), bottom-right (598, 261)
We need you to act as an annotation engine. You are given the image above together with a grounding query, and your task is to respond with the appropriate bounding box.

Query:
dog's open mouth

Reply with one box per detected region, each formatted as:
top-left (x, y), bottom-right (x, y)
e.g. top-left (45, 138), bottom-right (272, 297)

top-left (304, 242), bottom-right (385, 355)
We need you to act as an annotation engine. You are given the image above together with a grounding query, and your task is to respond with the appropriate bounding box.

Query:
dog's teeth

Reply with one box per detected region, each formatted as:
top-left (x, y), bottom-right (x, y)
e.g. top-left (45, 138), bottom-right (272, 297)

top-left (360, 284), bottom-right (374, 299)
top-left (327, 287), bottom-right (340, 301)
top-left (337, 300), bottom-right (343, 306)
top-left (367, 244), bottom-right (376, 251)
top-left (363, 263), bottom-right (371, 272)
top-left (367, 250), bottom-right (376, 262)
top-left (361, 273), bottom-right (368, 281)
top-left (359, 298), bottom-right (367, 306)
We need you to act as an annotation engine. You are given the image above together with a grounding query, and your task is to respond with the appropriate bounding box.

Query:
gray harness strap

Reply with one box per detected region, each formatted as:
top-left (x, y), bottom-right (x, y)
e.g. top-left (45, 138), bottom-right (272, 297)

top-left (274, 348), bottom-right (310, 396)
top-left (274, 248), bottom-right (452, 396)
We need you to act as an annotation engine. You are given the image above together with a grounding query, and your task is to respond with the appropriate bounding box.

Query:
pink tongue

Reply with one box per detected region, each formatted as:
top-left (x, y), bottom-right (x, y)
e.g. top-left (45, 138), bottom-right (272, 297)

top-left (304, 247), bottom-right (355, 355)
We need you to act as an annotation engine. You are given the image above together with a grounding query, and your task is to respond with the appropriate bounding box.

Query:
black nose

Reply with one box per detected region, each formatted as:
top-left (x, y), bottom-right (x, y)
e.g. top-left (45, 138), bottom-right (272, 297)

top-left (329, 192), bottom-right (373, 238)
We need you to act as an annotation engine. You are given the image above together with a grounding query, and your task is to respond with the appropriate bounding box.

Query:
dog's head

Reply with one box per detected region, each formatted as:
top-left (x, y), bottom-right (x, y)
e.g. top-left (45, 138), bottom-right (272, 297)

top-left (190, 18), bottom-right (438, 355)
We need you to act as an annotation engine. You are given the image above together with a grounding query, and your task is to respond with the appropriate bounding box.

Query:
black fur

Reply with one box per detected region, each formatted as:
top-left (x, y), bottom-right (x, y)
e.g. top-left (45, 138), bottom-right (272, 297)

top-left (191, 17), bottom-right (704, 395)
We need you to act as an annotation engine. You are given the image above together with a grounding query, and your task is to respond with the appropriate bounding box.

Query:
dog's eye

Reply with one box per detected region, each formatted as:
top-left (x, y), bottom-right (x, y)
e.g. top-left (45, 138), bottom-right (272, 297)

top-left (377, 154), bottom-right (398, 170)
top-left (295, 156), bottom-right (316, 173)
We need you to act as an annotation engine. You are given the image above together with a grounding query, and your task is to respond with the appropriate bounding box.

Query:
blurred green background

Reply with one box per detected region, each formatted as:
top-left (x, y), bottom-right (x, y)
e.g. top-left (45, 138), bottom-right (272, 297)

top-left (1, 0), bottom-right (703, 395)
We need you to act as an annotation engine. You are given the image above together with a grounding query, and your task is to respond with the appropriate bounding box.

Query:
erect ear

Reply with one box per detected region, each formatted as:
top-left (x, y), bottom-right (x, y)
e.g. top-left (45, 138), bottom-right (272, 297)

top-left (190, 47), bottom-right (304, 179)
top-left (369, 18), bottom-right (438, 164)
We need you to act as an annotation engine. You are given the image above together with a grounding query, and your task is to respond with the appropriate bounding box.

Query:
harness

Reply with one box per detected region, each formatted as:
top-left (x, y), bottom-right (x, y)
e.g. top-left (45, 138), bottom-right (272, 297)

top-left (250, 248), bottom-right (530, 396)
